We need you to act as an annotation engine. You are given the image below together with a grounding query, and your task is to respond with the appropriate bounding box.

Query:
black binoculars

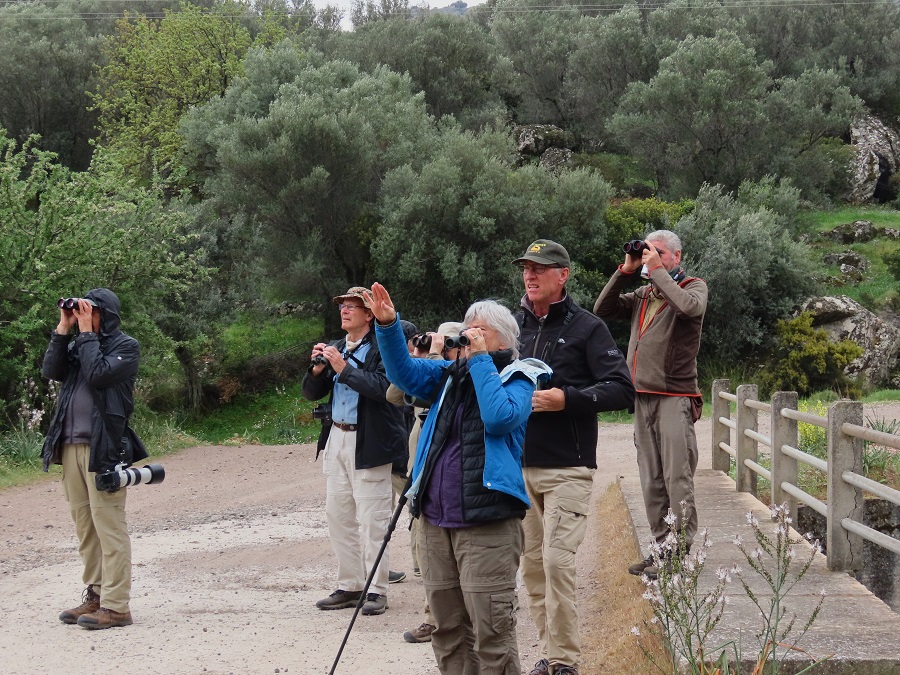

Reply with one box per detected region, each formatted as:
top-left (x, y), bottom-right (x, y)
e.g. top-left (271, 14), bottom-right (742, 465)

top-left (622, 240), bottom-right (650, 257)
top-left (58, 297), bottom-right (97, 310)
top-left (411, 332), bottom-right (470, 351)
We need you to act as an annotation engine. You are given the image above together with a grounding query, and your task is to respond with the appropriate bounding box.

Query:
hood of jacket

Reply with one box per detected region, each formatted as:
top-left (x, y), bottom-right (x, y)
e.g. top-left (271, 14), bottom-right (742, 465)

top-left (84, 288), bottom-right (122, 338)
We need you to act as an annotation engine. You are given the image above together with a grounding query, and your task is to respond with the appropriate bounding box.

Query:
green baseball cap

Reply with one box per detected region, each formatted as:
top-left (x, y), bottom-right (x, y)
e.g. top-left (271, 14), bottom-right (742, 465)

top-left (512, 239), bottom-right (570, 268)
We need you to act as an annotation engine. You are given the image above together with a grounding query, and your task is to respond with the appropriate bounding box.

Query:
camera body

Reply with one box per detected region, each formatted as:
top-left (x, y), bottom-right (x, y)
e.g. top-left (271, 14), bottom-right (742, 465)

top-left (57, 297), bottom-right (97, 310)
top-left (95, 463), bottom-right (165, 493)
top-left (312, 403), bottom-right (332, 423)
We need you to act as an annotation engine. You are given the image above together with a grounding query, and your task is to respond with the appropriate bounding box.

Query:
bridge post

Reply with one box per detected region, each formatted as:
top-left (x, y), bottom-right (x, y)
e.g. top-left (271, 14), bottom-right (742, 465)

top-left (711, 379), bottom-right (731, 473)
top-left (735, 384), bottom-right (758, 495)
top-left (770, 391), bottom-right (799, 523)
top-left (826, 399), bottom-right (864, 574)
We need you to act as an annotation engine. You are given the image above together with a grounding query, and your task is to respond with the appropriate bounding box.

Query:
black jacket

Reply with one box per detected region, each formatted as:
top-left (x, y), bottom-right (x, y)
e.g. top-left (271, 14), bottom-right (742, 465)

top-left (41, 288), bottom-right (141, 473)
top-left (410, 351), bottom-right (527, 524)
top-left (517, 293), bottom-right (635, 468)
top-left (301, 331), bottom-right (408, 470)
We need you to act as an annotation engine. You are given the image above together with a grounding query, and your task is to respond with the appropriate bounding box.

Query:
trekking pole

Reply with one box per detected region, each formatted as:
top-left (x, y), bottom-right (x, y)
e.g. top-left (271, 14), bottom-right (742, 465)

top-left (327, 489), bottom-right (409, 675)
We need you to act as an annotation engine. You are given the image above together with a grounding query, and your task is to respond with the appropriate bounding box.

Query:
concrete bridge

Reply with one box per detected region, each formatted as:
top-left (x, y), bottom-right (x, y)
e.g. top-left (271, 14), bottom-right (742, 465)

top-left (618, 401), bottom-right (900, 674)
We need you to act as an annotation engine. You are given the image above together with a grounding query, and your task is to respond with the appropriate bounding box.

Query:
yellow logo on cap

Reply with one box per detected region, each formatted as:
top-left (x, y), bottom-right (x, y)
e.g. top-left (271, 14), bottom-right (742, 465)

top-left (529, 243), bottom-right (545, 253)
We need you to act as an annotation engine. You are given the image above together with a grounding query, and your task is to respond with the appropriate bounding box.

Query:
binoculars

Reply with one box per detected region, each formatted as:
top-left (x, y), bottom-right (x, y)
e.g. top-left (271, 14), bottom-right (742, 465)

top-left (58, 298), bottom-right (97, 310)
top-left (623, 240), bottom-right (651, 257)
top-left (411, 333), bottom-right (470, 351)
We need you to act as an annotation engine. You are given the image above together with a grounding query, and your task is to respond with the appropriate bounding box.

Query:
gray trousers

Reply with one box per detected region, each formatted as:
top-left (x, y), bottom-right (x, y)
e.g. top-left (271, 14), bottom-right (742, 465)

top-left (633, 393), bottom-right (699, 547)
top-left (420, 517), bottom-right (523, 675)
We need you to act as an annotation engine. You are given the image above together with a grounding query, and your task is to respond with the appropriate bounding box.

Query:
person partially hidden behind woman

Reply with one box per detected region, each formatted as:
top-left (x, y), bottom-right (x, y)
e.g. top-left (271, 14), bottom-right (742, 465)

top-left (365, 283), bottom-right (551, 675)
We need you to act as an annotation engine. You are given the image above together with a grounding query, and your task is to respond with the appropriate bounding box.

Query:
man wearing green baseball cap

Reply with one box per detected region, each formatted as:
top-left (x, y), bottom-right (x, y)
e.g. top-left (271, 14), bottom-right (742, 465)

top-left (513, 240), bottom-right (635, 675)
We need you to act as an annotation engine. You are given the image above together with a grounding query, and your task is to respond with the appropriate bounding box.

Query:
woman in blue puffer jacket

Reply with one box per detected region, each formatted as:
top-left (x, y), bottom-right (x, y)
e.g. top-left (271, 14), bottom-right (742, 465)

top-left (366, 283), bottom-right (551, 675)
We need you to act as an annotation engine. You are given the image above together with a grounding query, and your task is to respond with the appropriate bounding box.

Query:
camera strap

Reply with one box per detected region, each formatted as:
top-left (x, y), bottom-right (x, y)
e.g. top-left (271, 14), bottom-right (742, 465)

top-left (341, 330), bottom-right (372, 368)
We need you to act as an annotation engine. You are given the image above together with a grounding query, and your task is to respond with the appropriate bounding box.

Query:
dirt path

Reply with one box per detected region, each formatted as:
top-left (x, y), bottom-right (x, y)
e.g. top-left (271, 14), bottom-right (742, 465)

top-left (1, 403), bottom-right (896, 674)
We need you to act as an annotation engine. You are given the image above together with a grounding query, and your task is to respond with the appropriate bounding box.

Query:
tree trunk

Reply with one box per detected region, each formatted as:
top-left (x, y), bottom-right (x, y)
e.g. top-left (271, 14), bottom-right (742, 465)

top-left (175, 345), bottom-right (204, 416)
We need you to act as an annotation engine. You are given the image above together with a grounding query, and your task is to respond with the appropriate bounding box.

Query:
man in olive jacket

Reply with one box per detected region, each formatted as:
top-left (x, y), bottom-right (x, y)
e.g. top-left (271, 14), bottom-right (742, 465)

top-left (302, 287), bottom-right (408, 617)
top-left (41, 288), bottom-right (141, 629)
top-left (594, 230), bottom-right (707, 580)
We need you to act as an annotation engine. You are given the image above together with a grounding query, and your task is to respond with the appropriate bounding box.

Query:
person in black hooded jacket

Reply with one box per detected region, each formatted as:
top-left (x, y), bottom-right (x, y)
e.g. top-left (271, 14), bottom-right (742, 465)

top-left (41, 288), bottom-right (141, 630)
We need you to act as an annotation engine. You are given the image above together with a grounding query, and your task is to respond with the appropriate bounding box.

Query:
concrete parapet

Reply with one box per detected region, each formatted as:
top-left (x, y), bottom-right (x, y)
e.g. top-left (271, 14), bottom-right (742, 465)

top-left (620, 468), bottom-right (900, 674)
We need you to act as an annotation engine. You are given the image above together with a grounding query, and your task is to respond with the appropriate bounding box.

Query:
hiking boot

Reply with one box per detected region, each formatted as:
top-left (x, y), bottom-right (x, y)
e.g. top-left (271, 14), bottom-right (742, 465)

top-left (628, 555), bottom-right (654, 576)
top-left (412, 567), bottom-right (421, 577)
top-left (316, 589), bottom-right (362, 610)
top-left (59, 585), bottom-right (100, 624)
top-left (555, 667), bottom-right (579, 675)
top-left (77, 607), bottom-right (133, 630)
top-left (403, 622), bottom-right (435, 643)
top-left (361, 593), bottom-right (388, 615)
top-left (388, 570), bottom-right (406, 584)
top-left (529, 659), bottom-right (550, 675)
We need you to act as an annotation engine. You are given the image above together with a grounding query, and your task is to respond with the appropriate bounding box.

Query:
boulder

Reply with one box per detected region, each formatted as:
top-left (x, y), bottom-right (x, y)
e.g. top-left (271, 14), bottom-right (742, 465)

top-left (847, 114), bottom-right (900, 204)
top-left (539, 147), bottom-right (574, 174)
top-left (824, 220), bottom-right (877, 244)
top-left (512, 124), bottom-right (576, 157)
top-left (839, 264), bottom-right (864, 284)
top-left (800, 295), bottom-right (900, 389)
top-left (823, 251), bottom-right (870, 270)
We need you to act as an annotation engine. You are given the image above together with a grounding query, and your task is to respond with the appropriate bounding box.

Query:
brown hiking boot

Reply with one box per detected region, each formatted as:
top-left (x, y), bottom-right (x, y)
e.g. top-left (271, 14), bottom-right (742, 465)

top-left (59, 586), bottom-right (100, 624)
top-left (403, 622), bottom-right (435, 643)
top-left (77, 607), bottom-right (133, 629)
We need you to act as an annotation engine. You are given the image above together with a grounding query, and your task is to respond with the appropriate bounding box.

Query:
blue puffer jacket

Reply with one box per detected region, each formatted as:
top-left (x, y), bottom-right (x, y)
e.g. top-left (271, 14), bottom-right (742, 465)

top-left (375, 317), bottom-right (551, 523)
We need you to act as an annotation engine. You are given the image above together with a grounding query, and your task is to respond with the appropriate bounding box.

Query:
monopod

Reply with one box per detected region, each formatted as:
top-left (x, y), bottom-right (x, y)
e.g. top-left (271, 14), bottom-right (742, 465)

top-left (328, 487), bottom-right (410, 675)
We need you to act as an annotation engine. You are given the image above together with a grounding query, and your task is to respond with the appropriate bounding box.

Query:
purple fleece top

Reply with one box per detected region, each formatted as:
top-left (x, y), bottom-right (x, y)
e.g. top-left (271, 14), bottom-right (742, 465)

top-left (421, 406), bottom-right (468, 528)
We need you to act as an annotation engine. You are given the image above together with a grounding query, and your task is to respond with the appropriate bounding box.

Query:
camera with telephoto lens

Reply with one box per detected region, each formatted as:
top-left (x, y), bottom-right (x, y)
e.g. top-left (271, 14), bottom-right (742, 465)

top-left (58, 297), bottom-right (97, 310)
top-left (95, 463), bottom-right (165, 493)
top-left (312, 403), bottom-right (332, 422)
top-left (444, 334), bottom-right (470, 349)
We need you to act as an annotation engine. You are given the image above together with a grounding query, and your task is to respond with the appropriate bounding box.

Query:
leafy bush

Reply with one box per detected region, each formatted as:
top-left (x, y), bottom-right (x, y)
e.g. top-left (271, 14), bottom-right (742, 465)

top-left (760, 313), bottom-right (863, 398)
top-left (678, 179), bottom-right (820, 362)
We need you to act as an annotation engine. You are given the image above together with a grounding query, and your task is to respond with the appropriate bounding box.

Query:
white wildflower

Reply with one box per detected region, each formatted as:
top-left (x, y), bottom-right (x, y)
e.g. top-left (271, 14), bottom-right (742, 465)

top-left (631, 626), bottom-right (641, 637)
top-left (746, 512), bottom-right (759, 527)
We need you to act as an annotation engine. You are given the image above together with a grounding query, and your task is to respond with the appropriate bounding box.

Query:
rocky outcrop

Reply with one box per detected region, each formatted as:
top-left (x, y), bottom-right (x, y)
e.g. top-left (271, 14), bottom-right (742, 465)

top-left (824, 220), bottom-right (877, 244)
top-left (823, 250), bottom-right (869, 270)
top-left (539, 147), bottom-right (574, 174)
top-left (513, 124), bottom-right (575, 157)
top-left (800, 295), bottom-right (900, 389)
top-left (847, 114), bottom-right (900, 204)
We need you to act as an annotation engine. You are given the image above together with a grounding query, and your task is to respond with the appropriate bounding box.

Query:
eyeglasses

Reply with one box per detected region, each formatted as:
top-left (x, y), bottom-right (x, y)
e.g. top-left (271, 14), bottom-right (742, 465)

top-left (339, 304), bottom-right (366, 312)
top-left (518, 263), bottom-right (560, 275)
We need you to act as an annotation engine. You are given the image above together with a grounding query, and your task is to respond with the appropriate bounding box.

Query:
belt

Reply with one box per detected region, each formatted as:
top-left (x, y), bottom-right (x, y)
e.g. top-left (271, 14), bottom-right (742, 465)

top-left (333, 422), bottom-right (358, 432)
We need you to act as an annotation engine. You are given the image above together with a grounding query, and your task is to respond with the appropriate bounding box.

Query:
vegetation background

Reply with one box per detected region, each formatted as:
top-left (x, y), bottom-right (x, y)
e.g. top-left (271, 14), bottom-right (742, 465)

top-left (2, 0), bottom-right (900, 480)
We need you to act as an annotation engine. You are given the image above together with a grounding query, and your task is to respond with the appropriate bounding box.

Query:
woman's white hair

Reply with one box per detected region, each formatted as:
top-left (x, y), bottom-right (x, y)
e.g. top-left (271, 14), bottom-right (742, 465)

top-left (464, 300), bottom-right (520, 359)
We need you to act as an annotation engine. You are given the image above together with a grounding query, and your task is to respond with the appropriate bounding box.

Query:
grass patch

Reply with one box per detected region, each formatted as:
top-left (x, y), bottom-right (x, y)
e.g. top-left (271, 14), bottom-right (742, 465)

top-left (182, 382), bottom-right (320, 445)
top-left (800, 205), bottom-right (900, 312)
top-left (220, 313), bottom-right (322, 370)
top-left (581, 481), bottom-right (667, 672)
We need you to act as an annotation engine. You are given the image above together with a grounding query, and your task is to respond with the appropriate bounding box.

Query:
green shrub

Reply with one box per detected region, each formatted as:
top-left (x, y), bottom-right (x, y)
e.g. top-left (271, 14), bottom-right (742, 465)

top-left (760, 312), bottom-right (862, 398)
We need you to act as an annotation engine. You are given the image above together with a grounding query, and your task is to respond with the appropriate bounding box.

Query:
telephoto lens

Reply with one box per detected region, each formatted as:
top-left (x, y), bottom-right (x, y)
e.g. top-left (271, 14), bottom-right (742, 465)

top-left (95, 464), bottom-right (165, 493)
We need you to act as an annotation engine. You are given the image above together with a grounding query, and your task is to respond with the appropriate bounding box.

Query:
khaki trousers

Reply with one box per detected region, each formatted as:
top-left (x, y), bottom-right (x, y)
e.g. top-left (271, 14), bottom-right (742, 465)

top-left (521, 466), bottom-right (593, 669)
top-left (61, 443), bottom-right (131, 612)
top-left (420, 517), bottom-right (523, 675)
top-left (323, 427), bottom-right (392, 595)
top-left (633, 394), bottom-right (699, 547)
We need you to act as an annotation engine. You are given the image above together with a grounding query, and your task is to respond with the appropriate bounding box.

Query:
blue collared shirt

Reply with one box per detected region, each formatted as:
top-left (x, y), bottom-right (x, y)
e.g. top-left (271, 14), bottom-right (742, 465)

top-left (330, 341), bottom-right (371, 425)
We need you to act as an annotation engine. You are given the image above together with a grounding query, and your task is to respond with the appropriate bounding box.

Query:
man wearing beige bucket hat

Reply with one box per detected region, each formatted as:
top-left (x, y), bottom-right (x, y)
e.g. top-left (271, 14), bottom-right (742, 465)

top-left (302, 286), bottom-right (409, 617)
